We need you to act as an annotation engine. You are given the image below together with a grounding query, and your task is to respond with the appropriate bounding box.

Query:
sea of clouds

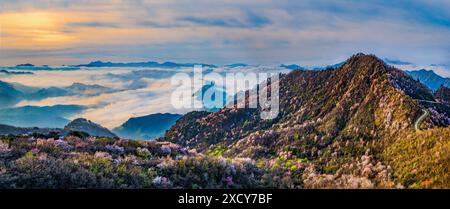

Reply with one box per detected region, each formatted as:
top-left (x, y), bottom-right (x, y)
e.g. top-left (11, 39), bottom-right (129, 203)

top-left (1, 66), bottom-right (288, 128)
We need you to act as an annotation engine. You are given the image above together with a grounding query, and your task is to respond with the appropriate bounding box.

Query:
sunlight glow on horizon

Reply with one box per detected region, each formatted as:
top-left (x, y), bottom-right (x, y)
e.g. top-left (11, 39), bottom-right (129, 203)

top-left (0, 11), bottom-right (77, 48)
top-left (0, 0), bottom-right (449, 67)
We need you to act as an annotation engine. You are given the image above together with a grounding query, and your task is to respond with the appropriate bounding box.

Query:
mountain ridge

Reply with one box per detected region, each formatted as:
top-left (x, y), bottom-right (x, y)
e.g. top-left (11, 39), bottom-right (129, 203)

top-left (161, 53), bottom-right (449, 188)
top-left (74, 60), bottom-right (217, 68)
top-left (0, 81), bottom-right (114, 108)
top-left (406, 69), bottom-right (450, 91)
top-left (0, 117), bottom-right (117, 138)
top-left (113, 113), bottom-right (182, 140)
top-left (163, 54), bottom-right (440, 151)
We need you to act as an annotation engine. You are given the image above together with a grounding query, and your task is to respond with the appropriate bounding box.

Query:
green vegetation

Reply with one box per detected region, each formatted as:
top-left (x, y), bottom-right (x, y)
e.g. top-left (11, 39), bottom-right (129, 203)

top-left (207, 145), bottom-right (226, 157)
top-left (385, 128), bottom-right (450, 188)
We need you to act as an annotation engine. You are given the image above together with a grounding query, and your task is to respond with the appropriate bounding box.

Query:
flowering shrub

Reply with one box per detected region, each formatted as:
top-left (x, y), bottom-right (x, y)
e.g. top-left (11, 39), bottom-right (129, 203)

top-left (152, 176), bottom-right (172, 188)
top-left (105, 144), bottom-right (125, 155)
top-left (1, 121), bottom-right (435, 189)
top-left (0, 135), bottom-right (275, 189)
top-left (0, 140), bottom-right (11, 157)
top-left (94, 151), bottom-right (113, 160)
top-left (224, 176), bottom-right (233, 186)
top-left (136, 147), bottom-right (151, 159)
top-left (302, 150), bottom-right (398, 189)
top-left (54, 139), bottom-right (73, 151)
top-left (160, 145), bottom-right (171, 156)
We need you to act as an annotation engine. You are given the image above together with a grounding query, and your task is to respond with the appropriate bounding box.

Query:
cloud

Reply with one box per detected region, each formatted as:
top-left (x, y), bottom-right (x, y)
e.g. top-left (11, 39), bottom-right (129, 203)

top-left (178, 10), bottom-right (271, 28)
top-left (66, 21), bottom-right (119, 28)
top-left (136, 20), bottom-right (181, 28)
top-left (6, 65), bottom-right (288, 128)
top-left (0, 0), bottom-right (449, 67)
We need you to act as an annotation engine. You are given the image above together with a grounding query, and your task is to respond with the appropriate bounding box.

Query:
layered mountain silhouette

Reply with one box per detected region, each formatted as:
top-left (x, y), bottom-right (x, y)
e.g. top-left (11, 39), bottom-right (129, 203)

top-left (113, 113), bottom-right (182, 140)
top-left (0, 81), bottom-right (23, 107)
top-left (0, 69), bottom-right (34, 75)
top-left (0, 105), bottom-right (85, 128)
top-left (0, 124), bottom-right (61, 136)
top-left (0, 118), bottom-right (116, 138)
top-left (4, 64), bottom-right (80, 71)
top-left (75, 60), bottom-right (217, 68)
top-left (280, 61), bottom-right (345, 71)
top-left (0, 81), bottom-right (115, 108)
top-left (226, 63), bottom-right (249, 68)
top-left (0, 81), bottom-right (116, 128)
top-left (280, 64), bottom-right (305, 70)
top-left (406, 69), bottom-right (450, 91)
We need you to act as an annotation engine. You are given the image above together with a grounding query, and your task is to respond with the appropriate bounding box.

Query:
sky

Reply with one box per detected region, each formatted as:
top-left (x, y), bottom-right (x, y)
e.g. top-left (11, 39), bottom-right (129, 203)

top-left (0, 0), bottom-right (449, 67)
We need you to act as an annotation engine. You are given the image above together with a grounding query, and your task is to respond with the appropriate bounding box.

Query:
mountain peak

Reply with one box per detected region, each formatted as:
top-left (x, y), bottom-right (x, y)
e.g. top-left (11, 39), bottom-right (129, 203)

top-left (345, 53), bottom-right (385, 66)
top-left (113, 113), bottom-right (182, 140)
top-left (417, 69), bottom-right (434, 73)
top-left (334, 53), bottom-right (390, 78)
top-left (64, 118), bottom-right (117, 138)
top-left (16, 63), bottom-right (35, 67)
top-left (70, 118), bottom-right (90, 123)
top-left (163, 53), bottom-right (449, 155)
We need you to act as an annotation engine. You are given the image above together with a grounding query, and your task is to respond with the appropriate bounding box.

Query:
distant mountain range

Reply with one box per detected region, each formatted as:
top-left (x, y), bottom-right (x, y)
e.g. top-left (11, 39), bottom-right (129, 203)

top-left (383, 58), bottom-right (413, 65)
top-left (7, 61), bottom-right (349, 71)
top-left (0, 81), bottom-right (23, 107)
top-left (0, 81), bottom-right (116, 128)
top-left (280, 64), bottom-right (305, 70)
top-left (113, 113), bottom-right (182, 140)
top-left (16, 63), bottom-right (35, 67)
top-left (0, 69), bottom-right (34, 75)
top-left (0, 117), bottom-right (117, 138)
top-left (74, 61), bottom-right (217, 68)
top-left (406, 69), bottom-right (450, 91)
top-left (9, 61), bottom-right (219, 69)
top-left (0, 105), bottom-right (85, 128)
top-left (279, 61), bottom-right (345, 71)
top-left (3, 64), bottom-right (80, 71)
top-left (0, 111), bottom-right (182, 139)
top-left (0, 81), bottom-right (115, 108)
top-left (226, 63), bottom-right (249, 68)
top-left (0, 124), bottom-right (62, 136)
